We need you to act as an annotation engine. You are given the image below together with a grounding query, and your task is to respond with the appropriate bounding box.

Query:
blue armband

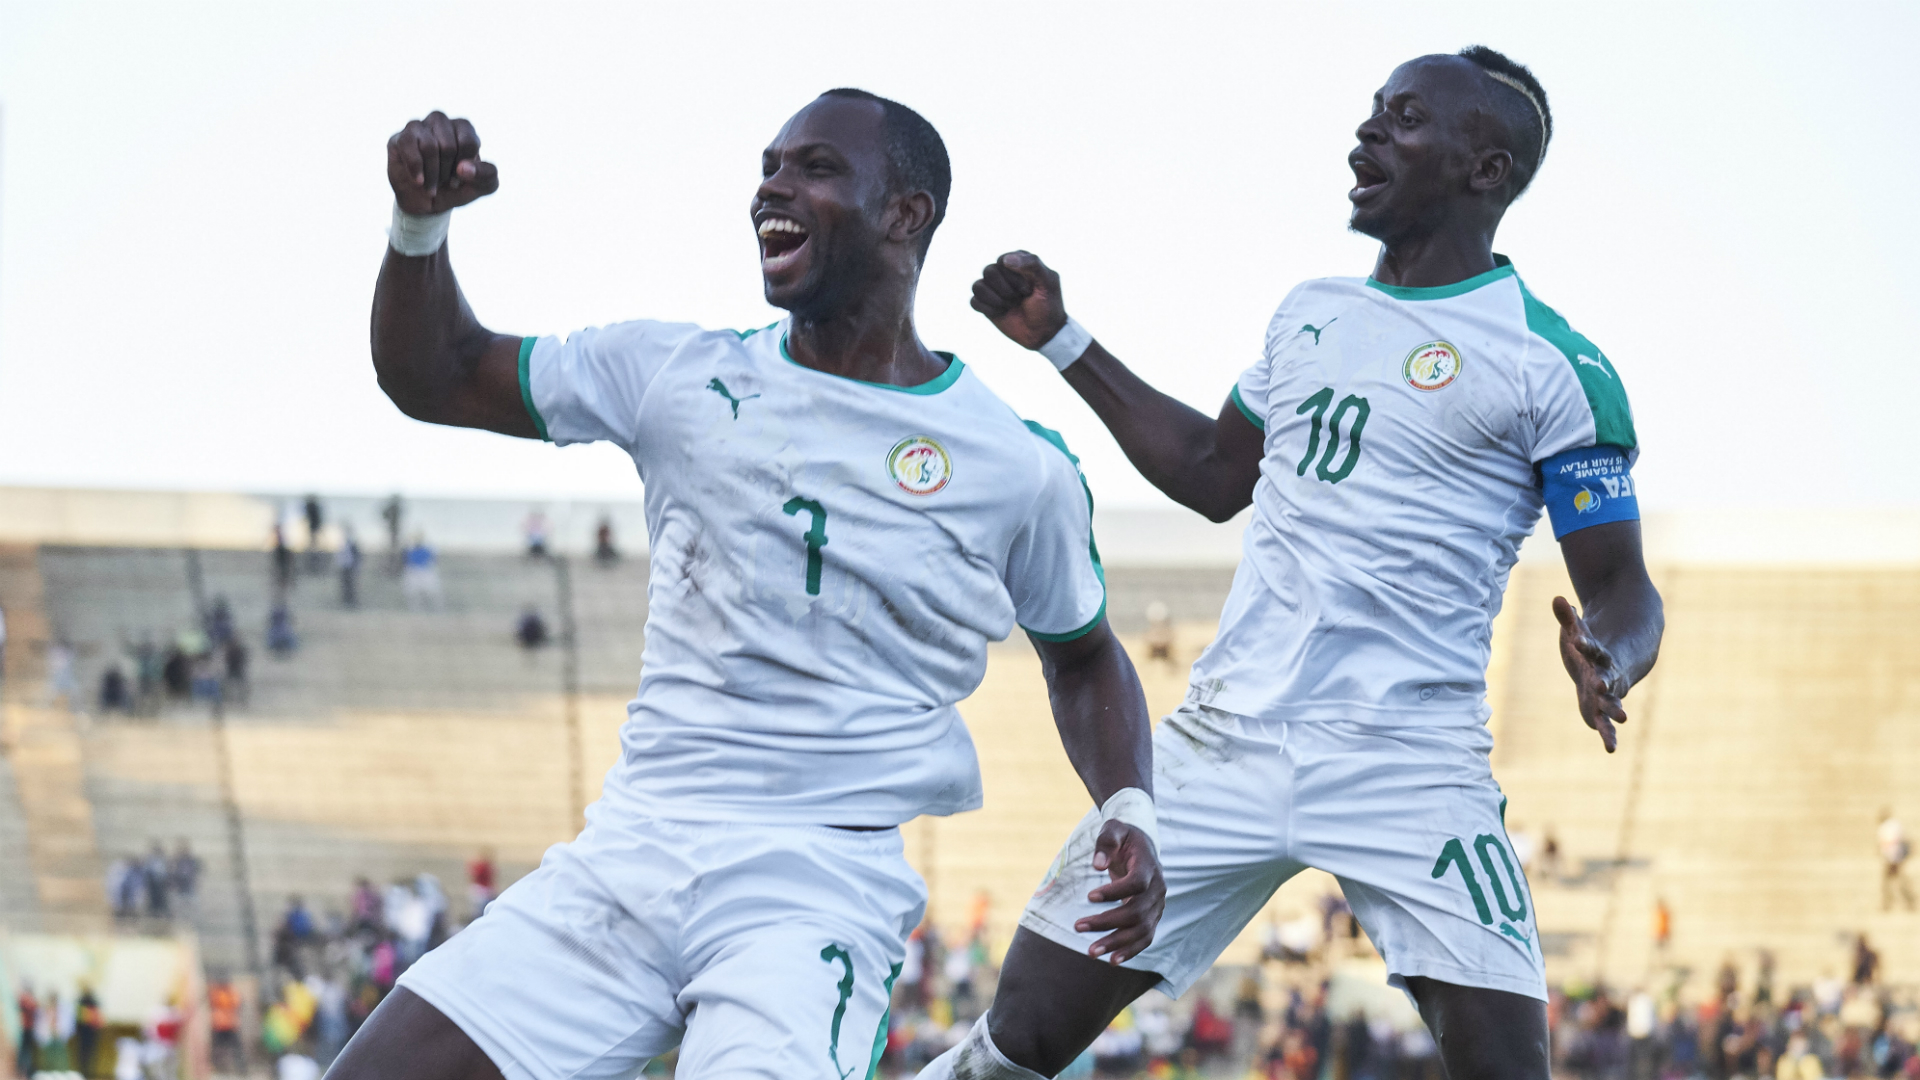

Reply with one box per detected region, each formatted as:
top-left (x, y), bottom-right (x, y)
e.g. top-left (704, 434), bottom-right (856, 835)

top-left (1540, 445), bottom-right (1639, 539)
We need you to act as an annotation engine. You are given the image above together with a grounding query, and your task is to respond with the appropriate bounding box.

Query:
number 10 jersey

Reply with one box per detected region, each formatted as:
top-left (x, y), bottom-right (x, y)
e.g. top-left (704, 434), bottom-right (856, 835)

top-left (1191, 258), bottom-right (1636, 727)
top-left (522, 319), bottom-right (1108, 826)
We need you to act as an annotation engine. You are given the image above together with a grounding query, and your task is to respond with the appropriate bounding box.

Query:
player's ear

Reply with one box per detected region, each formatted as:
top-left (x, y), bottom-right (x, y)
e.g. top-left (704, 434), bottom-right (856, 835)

top-left (1470, 147), bottom-right (1513, 197)
top-left (887, 190), bottom-right (937, 248)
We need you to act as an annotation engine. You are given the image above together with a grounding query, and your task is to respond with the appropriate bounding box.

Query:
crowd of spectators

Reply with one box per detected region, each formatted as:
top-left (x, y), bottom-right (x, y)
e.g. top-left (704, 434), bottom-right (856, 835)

top-left (1546, 942), bottom-right (1918, 1080)
top-left (244, 852), bottom-right (499, 1077)
top-left (90, 597), bottom-right (252, 718)
top-left (105, 840), bottom-right (203, 924)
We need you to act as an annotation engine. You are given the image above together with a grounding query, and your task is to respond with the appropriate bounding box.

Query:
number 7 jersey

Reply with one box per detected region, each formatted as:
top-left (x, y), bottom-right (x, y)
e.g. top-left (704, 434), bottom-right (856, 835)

top-left (520, 319), bottom-right (1108, 826)
top-left (1190, 258), bottom-right (1636, 726)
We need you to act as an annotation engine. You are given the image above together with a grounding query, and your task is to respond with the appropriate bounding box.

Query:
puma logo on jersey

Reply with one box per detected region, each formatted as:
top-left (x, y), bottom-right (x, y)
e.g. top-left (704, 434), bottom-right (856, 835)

top-left (706, 377), bottom-right (760, 418)
top-left (1576, 354), bottom-right (1612, 378)
top-left (1498, 922), bottom-right (1534, 955)
top-left (1298, 319), bottom-right (1337, 345)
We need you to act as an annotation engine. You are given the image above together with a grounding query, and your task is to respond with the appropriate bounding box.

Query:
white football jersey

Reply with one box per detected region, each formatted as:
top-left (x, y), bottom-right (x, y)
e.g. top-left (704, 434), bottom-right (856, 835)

top-left (1190, 259), bottom-right (1635, 726)
top-left (523, 319), bottom-right (1107, 825)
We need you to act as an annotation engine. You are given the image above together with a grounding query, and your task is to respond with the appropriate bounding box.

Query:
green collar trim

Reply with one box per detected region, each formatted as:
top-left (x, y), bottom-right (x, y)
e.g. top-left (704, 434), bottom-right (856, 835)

top-left (1366, 257), bottom-right (1516, 301)
top-left (779, 334), bottom-right (964, 395)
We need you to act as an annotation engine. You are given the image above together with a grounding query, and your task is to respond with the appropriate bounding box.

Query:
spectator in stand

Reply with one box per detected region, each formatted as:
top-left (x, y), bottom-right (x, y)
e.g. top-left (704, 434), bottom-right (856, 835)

top-left (268, 601), bottom-right (299, 655)
top-left (15, 980), bottom-right (38, 1078)
top-left (1851, 934), bottom-right (1879, 986)
top-left (338, 525), bottom-right (363, 607)
top-left (100, 662), bottom-right (132, 712)
top-left (350, 876), bottom-right (381, 931)
top-left (191, 649), bottom-right (223, 701)
top-left (523, 508), bottom-right (551, 557)
top-left (144, 840), bottom-right (173, 918)
top-left (76, 984), bottom-right (104, 1077)
top-left (1880, 809), bottom-right (1914, 911)
top-left (107, 853), bottom-right (141, 919)
top-left (468, 848), bottom-right (496, 918)
top-left (171, 840), bottom-right (203, 919)
top-left (1144, 601), bottom-right (1174, 665)
top-left (224, 634), bottom-right (251, 704)
top-left (273, 519), bottom-right (296, 591)
top-left (382, 493), bottom-right (406, 567)
top-left (47, 638), bottom-right (79, 710)
top-left (515, 606), bottom-right (549, 650)
top-left (1541, 827), bottom-right (1563, 882)
top-left (209, 978), bottom-right (244, 1074)
top-left (401, 535), bottom-right (443, 611)
top-left (595, 516), bottom-right (620, 564)
top-left (206, 596), bottom-right (236, 647)
top-left (305, 494), bottom-right (327, 572)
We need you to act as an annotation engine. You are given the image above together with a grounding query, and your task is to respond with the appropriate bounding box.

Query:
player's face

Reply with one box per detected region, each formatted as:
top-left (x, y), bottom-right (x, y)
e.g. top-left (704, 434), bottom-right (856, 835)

top-left (753, 97), bottom-right (896, 317)
top-left (1348, 56), bottom-right (1487, 244)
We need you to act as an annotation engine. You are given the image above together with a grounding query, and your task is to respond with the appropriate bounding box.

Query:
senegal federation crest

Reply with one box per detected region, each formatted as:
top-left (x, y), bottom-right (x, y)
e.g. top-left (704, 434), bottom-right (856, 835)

top-left (887, 436), bottom-right (952, 495)
top-left (1403, 340), bottom-right (1463, 391)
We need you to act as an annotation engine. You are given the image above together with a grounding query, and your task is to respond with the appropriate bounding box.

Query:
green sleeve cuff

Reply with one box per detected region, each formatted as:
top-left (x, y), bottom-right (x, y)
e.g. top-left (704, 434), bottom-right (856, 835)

top-left (517, 336), bottom-right (551, 442)
top-left (1230, 385), bottom-right (1266, 430)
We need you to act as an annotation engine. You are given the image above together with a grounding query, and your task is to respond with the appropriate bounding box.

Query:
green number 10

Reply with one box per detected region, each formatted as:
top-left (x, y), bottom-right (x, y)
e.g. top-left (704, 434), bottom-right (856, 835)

top-left (1432, 834), bottom-right (1528, 925)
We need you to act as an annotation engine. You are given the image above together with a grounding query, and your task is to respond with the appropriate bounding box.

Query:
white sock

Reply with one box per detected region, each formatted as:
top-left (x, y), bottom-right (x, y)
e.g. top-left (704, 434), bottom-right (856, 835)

top-left (915, 1013), bottom-right (1048, 1080)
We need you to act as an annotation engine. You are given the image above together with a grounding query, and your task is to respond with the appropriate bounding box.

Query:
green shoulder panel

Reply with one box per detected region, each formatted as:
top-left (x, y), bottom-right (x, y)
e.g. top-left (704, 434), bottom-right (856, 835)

top-left (1020, 419), bottom-right (1107, 642)
top-left (1517, 282), bottom-right (1636, 451)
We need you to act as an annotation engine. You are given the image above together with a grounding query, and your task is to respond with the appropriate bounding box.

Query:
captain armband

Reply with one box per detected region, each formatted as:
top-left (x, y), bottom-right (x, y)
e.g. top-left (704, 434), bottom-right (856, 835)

top-left (1540, 445), bottom-right (1640, 539)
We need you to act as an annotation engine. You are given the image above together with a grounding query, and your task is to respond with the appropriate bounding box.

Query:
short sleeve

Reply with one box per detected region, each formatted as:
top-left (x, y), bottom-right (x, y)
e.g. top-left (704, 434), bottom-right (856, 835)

top-left (523, 319), bottom-right (706, 449)
top-left (1006, 421), bottom-right (1107, 642)
top-left (1519, 284), bottom-right (1637, 466)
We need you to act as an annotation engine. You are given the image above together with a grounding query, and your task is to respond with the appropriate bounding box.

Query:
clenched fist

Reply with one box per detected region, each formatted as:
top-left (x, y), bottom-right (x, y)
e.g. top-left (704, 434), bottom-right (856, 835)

top-left (971, 251), bottom-right (1069, 350)
top-left (387, 111), bottom-right (499, 215)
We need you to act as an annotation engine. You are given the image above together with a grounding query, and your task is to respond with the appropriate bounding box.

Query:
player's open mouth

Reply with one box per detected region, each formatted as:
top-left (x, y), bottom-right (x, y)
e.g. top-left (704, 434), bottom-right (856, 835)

top-left (1349, 153), bottom-right (1390, 202)
top-left (758, 216), bottom-right (811, 271)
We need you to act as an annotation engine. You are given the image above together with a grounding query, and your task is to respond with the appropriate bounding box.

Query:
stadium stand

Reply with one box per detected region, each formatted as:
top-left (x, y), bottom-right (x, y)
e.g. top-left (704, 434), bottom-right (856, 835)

top-left (1, 500), bottom-right (1915, 1001)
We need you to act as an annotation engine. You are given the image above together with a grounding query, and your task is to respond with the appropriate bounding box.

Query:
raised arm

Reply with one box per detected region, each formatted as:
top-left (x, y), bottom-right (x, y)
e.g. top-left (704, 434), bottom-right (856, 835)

top-left (1552, 519), bottom-right (1665, 754)
top-left (971, 252), bottom-right (1264, 522)
top-left (371, 111), bottom-right (534, 437)
top-left (1030, 622), bottom-right (1165, 962)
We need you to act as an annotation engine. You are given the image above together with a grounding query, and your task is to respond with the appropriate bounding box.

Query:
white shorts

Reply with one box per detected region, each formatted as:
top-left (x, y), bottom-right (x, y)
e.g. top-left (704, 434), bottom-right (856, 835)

top-left (1022, 705), bottom-right (1545, 1001)
top-left (399, 797), bottom-right (926, 1080)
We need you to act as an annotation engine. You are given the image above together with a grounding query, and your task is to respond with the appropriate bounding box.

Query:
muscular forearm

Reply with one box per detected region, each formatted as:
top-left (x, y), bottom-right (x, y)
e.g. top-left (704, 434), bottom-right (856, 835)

top-left (1036, 626), bottom-right (1153, 806)
top-left (1061, 343), bottom-right (1253, 522)
top-left (370, 246), bottom-right (528, 435)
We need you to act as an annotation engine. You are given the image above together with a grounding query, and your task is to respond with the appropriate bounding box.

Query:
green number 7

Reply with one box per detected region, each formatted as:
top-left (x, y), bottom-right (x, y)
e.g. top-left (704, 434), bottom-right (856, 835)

top-left (783, 496), bottom-right (829, 596)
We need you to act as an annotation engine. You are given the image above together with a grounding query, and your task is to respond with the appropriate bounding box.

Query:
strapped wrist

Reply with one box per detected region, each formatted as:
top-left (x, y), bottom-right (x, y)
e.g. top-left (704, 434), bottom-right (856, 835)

top-left (1100, 787), bottom-right (1159, 850)
top-left (389, 202), bottom-right (450, 257)
top-left (1036, 317), bottom-right (1093, 371)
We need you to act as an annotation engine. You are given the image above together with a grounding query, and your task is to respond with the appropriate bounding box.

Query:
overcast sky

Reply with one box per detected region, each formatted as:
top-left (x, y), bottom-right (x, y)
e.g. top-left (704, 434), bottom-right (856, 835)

top-left (2, 1), bottom-right (1914, 511)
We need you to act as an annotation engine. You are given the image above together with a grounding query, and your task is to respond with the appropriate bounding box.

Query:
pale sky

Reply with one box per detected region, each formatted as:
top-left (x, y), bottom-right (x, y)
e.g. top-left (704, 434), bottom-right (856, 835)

top-left (2, 1), bottom-right (1914, 511)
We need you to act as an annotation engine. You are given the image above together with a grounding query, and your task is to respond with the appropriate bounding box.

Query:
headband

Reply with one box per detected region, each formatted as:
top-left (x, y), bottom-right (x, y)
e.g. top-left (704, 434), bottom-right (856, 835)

top-left (1482, 69), bottom-right (1548, 167)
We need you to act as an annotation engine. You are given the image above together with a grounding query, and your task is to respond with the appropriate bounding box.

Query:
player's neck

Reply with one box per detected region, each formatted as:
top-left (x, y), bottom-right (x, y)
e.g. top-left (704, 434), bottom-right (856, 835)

top-left (787, 294), bottom-right (945, 388)
top-left (1369, 224), bottom-right (1499, 290)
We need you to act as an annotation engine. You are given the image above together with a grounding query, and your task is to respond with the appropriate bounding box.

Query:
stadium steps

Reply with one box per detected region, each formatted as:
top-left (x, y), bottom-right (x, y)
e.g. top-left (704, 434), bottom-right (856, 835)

top-left (1491, 563), bottom-right (1920, 994)
top-left (37, 545), bottom-right (649, 968)
top-left (0, 545), bottom-right (110, 923)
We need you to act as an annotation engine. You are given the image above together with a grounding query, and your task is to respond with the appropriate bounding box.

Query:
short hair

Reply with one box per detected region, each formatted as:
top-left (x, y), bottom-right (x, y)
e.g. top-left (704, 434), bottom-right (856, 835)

top-left (819, 88), bottom-right (951, 249)
top-left (1457, 46), bottom-right (1552, 199)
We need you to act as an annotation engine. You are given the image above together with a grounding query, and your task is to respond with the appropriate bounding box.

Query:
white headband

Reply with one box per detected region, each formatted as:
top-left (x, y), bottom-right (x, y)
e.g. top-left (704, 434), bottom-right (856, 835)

top-left (1482, 69), bottom-right (1548, 167)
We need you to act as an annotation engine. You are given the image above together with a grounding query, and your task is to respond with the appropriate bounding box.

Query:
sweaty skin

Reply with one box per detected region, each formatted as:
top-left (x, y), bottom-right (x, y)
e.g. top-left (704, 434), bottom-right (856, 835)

top-left (964, 54), bottom-right (1663, 1080)
top-left (345, 97), bottom-right (1164, 1080)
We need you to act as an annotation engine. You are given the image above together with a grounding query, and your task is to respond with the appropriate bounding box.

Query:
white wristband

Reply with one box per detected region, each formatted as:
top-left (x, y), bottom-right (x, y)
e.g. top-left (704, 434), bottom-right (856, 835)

top-left (1099, 787), bottom-right (1159, 851)
top-left (389, 202), bottom-right (450, 257)
top-left (1036, 316), bottom-right (1094, 371)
